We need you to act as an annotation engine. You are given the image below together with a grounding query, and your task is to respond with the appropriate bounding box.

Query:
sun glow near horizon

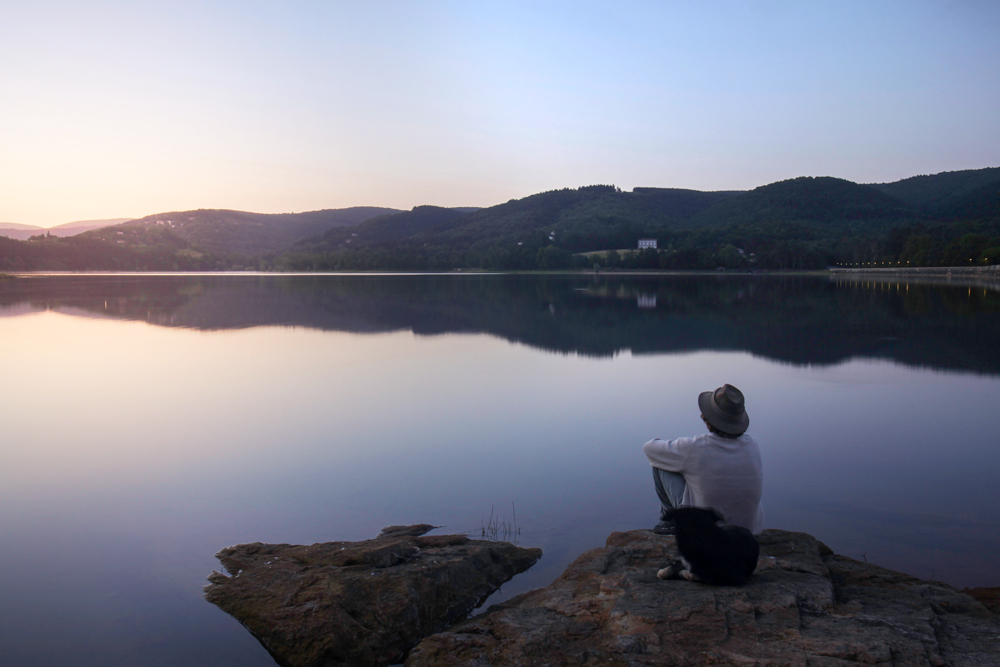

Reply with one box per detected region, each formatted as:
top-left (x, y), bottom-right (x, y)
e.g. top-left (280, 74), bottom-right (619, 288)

top-left (2, 1), bottom-right (999, 227)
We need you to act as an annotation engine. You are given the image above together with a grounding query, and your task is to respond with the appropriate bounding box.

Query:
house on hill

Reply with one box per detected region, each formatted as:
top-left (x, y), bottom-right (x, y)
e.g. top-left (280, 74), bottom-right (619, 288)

top-left (638, 238), bottom-right (657, 249)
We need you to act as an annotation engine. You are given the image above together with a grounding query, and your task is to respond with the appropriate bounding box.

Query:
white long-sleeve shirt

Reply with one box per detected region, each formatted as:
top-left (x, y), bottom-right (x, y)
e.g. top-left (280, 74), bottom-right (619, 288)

top-left (643, 433), bottom-right (764, 534)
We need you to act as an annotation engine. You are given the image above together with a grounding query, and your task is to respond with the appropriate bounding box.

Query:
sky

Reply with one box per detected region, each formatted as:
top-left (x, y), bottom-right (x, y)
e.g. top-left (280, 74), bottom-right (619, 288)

top-left (2, 1), bottom-right (998, 227)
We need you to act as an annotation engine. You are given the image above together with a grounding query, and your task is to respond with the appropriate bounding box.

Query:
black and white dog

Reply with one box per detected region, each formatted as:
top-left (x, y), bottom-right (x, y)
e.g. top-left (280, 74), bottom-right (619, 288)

top-left (656, 506), bottom-right (759, 586)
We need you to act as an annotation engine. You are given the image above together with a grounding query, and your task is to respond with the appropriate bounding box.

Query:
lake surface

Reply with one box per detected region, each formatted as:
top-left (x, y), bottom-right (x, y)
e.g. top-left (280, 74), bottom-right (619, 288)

top-left (1, 272), bottom-right (999, 666)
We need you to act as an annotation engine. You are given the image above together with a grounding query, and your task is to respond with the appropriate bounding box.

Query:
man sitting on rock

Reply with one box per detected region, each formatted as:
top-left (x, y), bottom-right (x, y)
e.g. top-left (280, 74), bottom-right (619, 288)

top-left (642, 384), bottom-right (764, 535)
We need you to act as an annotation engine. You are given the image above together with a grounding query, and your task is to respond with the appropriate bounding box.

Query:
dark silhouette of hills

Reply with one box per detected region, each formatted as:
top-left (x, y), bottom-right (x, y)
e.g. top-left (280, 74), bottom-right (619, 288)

top-left (0, 218), bottom-right (132, 240)
top-left (109, 206), bottom-right (399, 256)
top-left (0, 232), bottom-right (173, 271)
top-left (1, 225), bottom-right (50, 241)
top-left (50, 218), bottom-right (135, 235)
top-left (288, 186), bottom-right (742, 260)
top-left (3, 274), bottom-right (998, 375)
top-left (414, 185), bottom-right (741, 249)
top-left (869, 167), bottom-right (1000, 212)
top-left (0, 207), bottom-right (397, 271)
top-left (272, 174), bottom-right (997, 272)
top-left (930, 179), bottom-right (1000, 222)
top-left (295, 205), bottom-right (469, 252)
top-left (683, 177), bottom-right (920, 232)
top-left (272, 173), bottom-right (997, 272)
top-left (2, 167), bottom-right (999, 272)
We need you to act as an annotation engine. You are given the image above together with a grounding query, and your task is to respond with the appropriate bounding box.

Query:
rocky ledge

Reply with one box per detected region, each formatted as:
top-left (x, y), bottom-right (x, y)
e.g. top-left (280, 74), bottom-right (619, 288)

top-left (204, 525), bottom-right (542, 667)
top-left (207, 526), bottom-right (1000, 667)
top-left (408, 529), bottom-right (1000, 667)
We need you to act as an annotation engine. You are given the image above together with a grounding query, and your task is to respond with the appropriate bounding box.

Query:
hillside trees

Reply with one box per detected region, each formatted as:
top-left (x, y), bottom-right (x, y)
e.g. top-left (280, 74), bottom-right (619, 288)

top-left (4, 168), bottom-right (999, 272)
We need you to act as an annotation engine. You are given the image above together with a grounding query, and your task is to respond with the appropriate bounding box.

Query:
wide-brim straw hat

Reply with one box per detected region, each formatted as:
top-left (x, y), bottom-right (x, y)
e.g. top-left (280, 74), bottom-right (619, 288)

top-left (698, 384), bottom-right (750, 435)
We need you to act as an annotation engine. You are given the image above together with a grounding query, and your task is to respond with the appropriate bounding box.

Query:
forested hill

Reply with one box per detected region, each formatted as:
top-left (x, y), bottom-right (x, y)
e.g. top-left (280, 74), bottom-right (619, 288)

top-left (682, 177), bottom-right (919, 231)
top-left (2, 167), bottom-right (999, 272)
top-left (930, 179), bottom-right (1000, 223)
top-left (277, 171), bottom-right (1000, 271)
top-left (295, 206), bottom-right (472, 254)
top-left (417, 185), bottom-right (740, 250)
top-left (869, 167), bottom-right (1000, 212)
top-left (113, 206), bottom-right (399, 256)
top-left (0, 206), bottom-right (397, 271)
top-left (291, 186), bottom-right (741, 259)
top-left (287, 177), bottom-right (933, 260)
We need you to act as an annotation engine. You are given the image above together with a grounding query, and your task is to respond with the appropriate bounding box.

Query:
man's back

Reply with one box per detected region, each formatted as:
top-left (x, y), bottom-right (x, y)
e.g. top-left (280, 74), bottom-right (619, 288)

top-left (643, 432), bottom-right (764, 533)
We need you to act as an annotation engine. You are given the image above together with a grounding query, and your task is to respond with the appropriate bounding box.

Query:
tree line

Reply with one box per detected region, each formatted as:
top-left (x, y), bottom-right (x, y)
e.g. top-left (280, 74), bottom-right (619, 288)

top-left (3, 215), bottom-right (998, 273)
top-left (271, 221), bottom-right (999, 272)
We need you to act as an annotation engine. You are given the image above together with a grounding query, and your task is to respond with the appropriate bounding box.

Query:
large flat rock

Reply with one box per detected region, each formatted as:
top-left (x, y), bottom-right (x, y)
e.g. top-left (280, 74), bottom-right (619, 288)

top-left (406, 529), bottom-right (1000, 666)
top-left (205, 525), bottom-right (542, 667)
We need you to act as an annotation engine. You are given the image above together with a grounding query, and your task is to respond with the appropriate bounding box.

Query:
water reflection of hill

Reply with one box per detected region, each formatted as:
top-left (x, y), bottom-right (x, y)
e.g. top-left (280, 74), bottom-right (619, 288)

top-left (2, 274), bottom-right (999, 374)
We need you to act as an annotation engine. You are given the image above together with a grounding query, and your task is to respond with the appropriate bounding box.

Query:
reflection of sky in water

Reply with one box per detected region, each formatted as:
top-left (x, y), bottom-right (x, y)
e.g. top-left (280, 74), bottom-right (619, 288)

top-left (1, 301), bottom-right (999, 666)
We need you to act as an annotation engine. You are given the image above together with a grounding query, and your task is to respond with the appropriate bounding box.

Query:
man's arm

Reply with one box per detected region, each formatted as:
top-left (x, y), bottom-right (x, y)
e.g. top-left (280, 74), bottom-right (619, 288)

top-left (642, 437), bottom-right (693, 472)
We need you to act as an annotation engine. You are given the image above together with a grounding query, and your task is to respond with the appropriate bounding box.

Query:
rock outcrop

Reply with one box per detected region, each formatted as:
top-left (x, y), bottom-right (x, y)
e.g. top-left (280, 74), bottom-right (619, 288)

top-left (406, 529), bottom-right (1000, 667)
top-left (204, 525), bottom-right (542, 667)
top-left (965, 588), bottom-right (1000, 617)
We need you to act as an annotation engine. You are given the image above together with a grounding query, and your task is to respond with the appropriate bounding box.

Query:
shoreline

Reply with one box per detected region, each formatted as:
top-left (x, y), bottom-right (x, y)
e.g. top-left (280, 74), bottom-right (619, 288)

top-left (4, 265), bottom-right (999, 281)
top-left (829, 264), bottom-right (1000, 276)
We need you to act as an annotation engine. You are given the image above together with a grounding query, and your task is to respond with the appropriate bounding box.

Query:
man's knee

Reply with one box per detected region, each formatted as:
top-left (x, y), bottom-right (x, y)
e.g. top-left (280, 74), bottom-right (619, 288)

top-left (652, 468), bottom-right (686, 509)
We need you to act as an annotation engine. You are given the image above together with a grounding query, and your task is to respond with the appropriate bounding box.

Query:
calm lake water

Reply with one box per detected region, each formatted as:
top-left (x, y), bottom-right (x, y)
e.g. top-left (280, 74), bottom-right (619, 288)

top-left (2, 272), bottom-right (999, 666)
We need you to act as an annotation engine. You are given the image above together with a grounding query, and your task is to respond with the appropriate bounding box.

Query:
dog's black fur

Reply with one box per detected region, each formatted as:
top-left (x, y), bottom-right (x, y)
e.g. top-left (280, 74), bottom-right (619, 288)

top-left (656, 506), bottom-right (759, 586)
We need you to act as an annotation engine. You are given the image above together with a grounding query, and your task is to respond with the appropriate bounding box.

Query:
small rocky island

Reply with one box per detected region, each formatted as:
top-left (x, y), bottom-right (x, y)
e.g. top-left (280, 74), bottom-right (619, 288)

top-left (204, 525), bottom-right (542, 667)
top-left (206, 526), bottom-right (1000, 667)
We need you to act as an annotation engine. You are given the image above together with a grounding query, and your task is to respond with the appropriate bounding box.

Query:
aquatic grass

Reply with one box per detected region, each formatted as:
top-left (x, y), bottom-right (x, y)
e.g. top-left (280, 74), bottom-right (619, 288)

top-left (480, 502), bottom-right (521, 545)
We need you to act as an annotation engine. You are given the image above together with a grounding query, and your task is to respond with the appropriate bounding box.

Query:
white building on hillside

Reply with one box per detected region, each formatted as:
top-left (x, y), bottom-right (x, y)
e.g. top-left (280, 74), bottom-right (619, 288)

top-left (638, 238), bottom-right (657, 249)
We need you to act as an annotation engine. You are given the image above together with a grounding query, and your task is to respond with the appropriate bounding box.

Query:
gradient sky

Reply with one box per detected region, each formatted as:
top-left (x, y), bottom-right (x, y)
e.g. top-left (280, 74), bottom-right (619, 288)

top-left (2, 1), bottom-right (999, 227)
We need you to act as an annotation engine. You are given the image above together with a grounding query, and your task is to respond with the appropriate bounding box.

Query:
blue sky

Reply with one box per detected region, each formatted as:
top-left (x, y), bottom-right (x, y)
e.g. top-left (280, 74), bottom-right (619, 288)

top-left (2, 0), bottom-right (998, 226)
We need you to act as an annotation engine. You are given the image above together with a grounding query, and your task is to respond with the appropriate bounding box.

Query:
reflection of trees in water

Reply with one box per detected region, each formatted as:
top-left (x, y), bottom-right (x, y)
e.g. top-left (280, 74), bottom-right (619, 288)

top-left (2, 274), bottom-right (999, 374)
top-left (0, 275), bottom-right (201, 324)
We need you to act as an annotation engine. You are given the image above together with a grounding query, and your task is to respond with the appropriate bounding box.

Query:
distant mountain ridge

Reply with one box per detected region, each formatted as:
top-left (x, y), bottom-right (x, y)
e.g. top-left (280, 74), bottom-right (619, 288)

top-left (930, 179), bottom-right (1000, 223)
top-left (292, 186), bottom-right (744, 259)
top-left (278, 169), bottom-right (1000, 271)
top-left (681, 176), bottom-right (920, 231)
top-left (105, 207), bottom-right (399, 256)
top-left (0, 222), bottom-right (44, 231)
top-left (0, 218), bottom-right (133, 240)
top-left (424, 185), bottom-right (742, 248)
top-left (2, 167), bottom-right (998, 272)
top-left (869, 167), bottom-right (1000, 212)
